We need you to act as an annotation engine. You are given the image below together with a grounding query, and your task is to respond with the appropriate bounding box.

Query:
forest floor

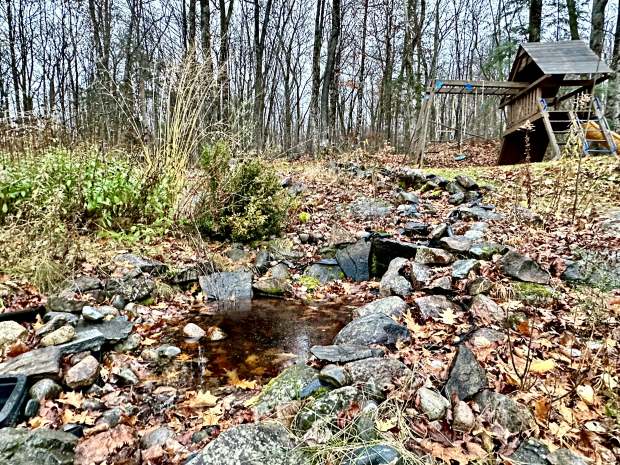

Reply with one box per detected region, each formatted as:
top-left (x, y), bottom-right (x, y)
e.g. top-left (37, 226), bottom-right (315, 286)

top-left (2, 143), bottom-right (620, 464)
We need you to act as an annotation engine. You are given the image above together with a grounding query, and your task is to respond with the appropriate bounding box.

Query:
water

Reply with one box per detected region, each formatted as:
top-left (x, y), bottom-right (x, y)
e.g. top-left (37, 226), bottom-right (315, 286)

top-left (155, 297), bottom-right (357, 391)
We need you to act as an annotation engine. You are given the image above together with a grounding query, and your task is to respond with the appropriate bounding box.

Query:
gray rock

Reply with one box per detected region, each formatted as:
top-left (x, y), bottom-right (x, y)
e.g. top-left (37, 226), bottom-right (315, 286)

top-left (36, 314), bottom-right (75, 337)
top-left (369, 239), bottom-right (419, 278)
top-left (113, 253), bottom-right (167, 275)
top-left (452, 259), bottom-right (480, 280)
top-left (183, 323), bottom-right (207, 339)
top-left (98, 306), bottom-right (120, 319)
top-left (319, 364), bottom-right (352, 388)
top-left (0, 346), bottom-right (63, 379)
top-left (409, 262), bottom-right (431, 290)
top-left (497, 251), bottom-right (550, 284)
top-left (295, 386), bottom-right (364, 431)
top-left (472, 327), bottom-right (506, 343)
top-left (46, 294), bottom-right (87, 314)
top-left (547, 449), bottom-right (588, 465)
top-left (96, 407), bottom-right (123, 428)
top-left (469, 242), bottom-right (508, 260)
top-left (440, 236), bottom-right (473, 254)
top-left (141, 427), bottom-right (175, 450)
top-left (511, 206), bottom-right (544, 227)
top-left (111, 295), bottom-right (126, 310)
top-left (342, 445), bottom-right (403, 465)
top-left (254, 249), bottom-right (272, 272)
top-left (41, 325), bottom-right (75, 347)
top-left (362, 378), bottom-right (386, 403)
top-left (253, 364), bottom-right (318, 415)
top-left (345, 358), bottom-right (411, 385)
top-left (43, 312), bottom-right (78, 326)
top-left (303, 261), bottom-right (344, 284)
top-left (269, 263), bottom-right (291, 280)
top-left (336, 239), bottom-right (371, 282)
top-left (470, 295), bottom-right (506, 323)
top-left (468, 276), bottom-right (494, 295)
top-left (199, 272), bottom-right (253, 300)
top-left (423, 276), bottom-right (452, 294)
top-left (446, 181), bottom-right (467, 195)
top-left (114, 334), bottom-right (140, 352)
top-left (352, 414), bottom-right (380, 442)
top-left (464, 229), bottom-right (485, 242)
top-left (318, 247), bottom-right (338, 259)
top-left (507, 438), bottom-right (549, 465)
top-left (456, 206), bottom-right (503, 221)
top-left (29, 378), bottom-right (63, 401)
top-left (449, 192), bottom-right (465, 205)
top-left (64, 275), bottom-right (102, 293)
top-left (396, 191), bottom-right (419, 204)
top-left (252, 278), bottom-right (292, 296)
top-left (348, 197), bottom-right (392, 220)
top-left (0, 427), bottom-right (78, 465)
top-left (464, 191), bottom-right (480, 202)
top-left (329, 223), bottom-right (357, 247)
top-left (415, 295), bottom-right (462, 320)
top-left (58, 329), bottom-right (105, 355)
top-left (81, 399), bottom-right (105, 411)
top-left (105, 277), bottom-right (155, 302)
top-left (191, 430), bottom-right (211, 444)
top-left (298, 378), bottom-right (334, 399)
top-left (445, 345), bottom-right (487, 402)
top-left (455, 174), bottom-right (478, 189)
top-left (452, 400), bottom-right (475, 432)
top-left (23, 398), bottom-right (40, 418)
top-left (474, 390), bottom-right (534, 433)
top-left (75, 319), bottom-right (133, 344)
top-left (379, 258), bottom-right (412, 298)
top-left (187, 422), bottom-right (304, 465)
top-left (469, 222), bottom-right (489, 232)
top-left (64, 355), bottom-right (100, 389)
top-left (333, 313), bottom-right (410, 347)
top-left (415, 246), bottom-right (455, 265)
top-left (352, 296), bottom-right (408, 319)
top-left (428, 223), bottom-right (448, 241)
top-left (310, 345), bottom-right (384, 364)
top-left (418, 387), bottom-right (450, 420)
top-left (172, 262), bottom-right (217, 284)
top-left (0, 321), bottom-right (28, 350)
top-left (157, 345), bottom-right (181, 357)
top-left (226, 248), bottom-right (251, 262)
top-left (117, 368), bottom-right (139, 386)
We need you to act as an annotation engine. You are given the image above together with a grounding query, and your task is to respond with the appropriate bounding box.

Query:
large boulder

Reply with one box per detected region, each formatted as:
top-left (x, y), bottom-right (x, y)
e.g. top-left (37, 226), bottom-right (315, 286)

top-left (336, 240), bottom-right (371, 282)
top-left (344, 358), bottom-right (411, 385)
top-left (497, 251), bottom-right (550, 284)
top-left (445, 346), bottom-right (487, 402)
top-left (253, 364), bottom-right (318, 415)
top-left (369, 239), bottom-right (419, 278)
top-left (199, 272), bottom-right (253, 300)
top-left (0, 427), bottom-right (78, 465)
top-left (309, 345), bottom-right (384, 364)
top-left (414, 295), bottom-right (462, 320)
top-left (187, 422), bottom-right (303, 465)
top-left (295, 386), bottom-right (364, 431)
top-left (352, 296), bottom-right (408, 319)
top-left (333, 313), bottom-right (410, 347)
top-left (46, 293), bottom-right (87, 314)
top-left (379, 258), bottom-right (412, 298)
top-left (74, 425), bottom-right (140, 465)
top-left (64, 274), bottom-right (102, 293)
top-left (0, 321), bottom-right (28, 350)
top-left (474, 390), bottom-right (534, 433)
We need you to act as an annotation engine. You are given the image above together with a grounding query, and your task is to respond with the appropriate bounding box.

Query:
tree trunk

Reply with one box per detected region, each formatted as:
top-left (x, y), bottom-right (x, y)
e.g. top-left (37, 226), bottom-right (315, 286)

top-left (7, 0), bottom-right (21, 115)
top-left (589, 0), bottom-right (608, 57)
top-left (610, 4), bottom-right (620, 129)
top-left (189, 0), bottom-right (196, 56)
top-left (252, 0), bottom-right (274, 150)
top-left (528, 0), bottom-right (542, 42)
top-left (566, 0), bottom-right (580, 40)
top-left (320, 0), bottom-right (341, 146)
top-left (356, 0), bottom-right (369, 139)
top-left (200, 0), bottom-right (212, 67)
top-left (308, 0), bottom-right (326, 153)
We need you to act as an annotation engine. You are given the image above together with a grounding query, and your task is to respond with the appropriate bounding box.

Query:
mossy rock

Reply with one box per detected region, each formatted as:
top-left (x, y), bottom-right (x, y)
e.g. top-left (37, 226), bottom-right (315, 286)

top-left (252, 364), bottom-right (318, 415)
top-left (504, 311), bottom-right (528, 331)
top-left (512, 282), bottom-right (558, 306)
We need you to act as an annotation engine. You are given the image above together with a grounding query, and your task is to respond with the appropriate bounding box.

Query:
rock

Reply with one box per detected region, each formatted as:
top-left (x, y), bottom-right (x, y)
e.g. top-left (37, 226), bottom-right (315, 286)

top-left (440, 236), bottom-right (472, 254)
top-left (204, 326), bottom-right (227, 341)
top-left (111, 296), bottom-right (126, 310)
top-left (445, 345), bottom-right (487, 402)
top-left (295, 386), bottom-right (363, 431)
top-left (369, 238), bottom-right (419, 278)
top-left (46, 293), bottom-right (87, 314)
top-left (333, 313), bottom-right (410, 347)
top-left (23, 398), bottom-right (40, 418)
top-left (455, 174), bottom-right (478, 189)
top-left (81, 399), bottom-right (105, 411)
top-left (269, 263), bottom-right (291, 280)
top-left (336, 239), bottom-right (371, 282)
top-left (505, 312), bottom-right (528, 331)
top-left (507, 438), bottom-right (549, 465)
top-left (452, 400), bottom-right (475, 432)
top-left (183, 323), bottom-right (207, 339)
top-left (415, 295), bottom-right (462, 320)
top-left (252, 278), bottom-right (292, 296)
top-left (601, 210), bottom-right (620, 234)
top-left (298, 378), bottom-right (334, 399)
top-left (44, 312), bottom-right (79, 326)
top-left (0, 321), bottom-right (28, 350)
top-left (0, 346), bottom-right (63, 379)
top-left (65, 275), bottom-right (102, 293)
top-left (342, 445), bottom-right (403, 465)
top-left (253, 364), bottom-right (318, 415)
top-left (472, 328), bottom-right (506, 343)
top-left (41, 325), bottom-right (75, 347)
top-left (114, 334), bottom-right (140, 352)
top-left (58, 329), bottom-right (105, 354)
top-left (379, 258), bottom-right (412, 298)
top-left (512, 282), bottom-right (558, 306)
top-left (303, 260), bottom-right (344, 284)
top-left (423, 276), bottom-right (452, 294)
top-left (397, 170), bottom-right (426, 188)
top-left (96, 407), bottom-right (123, 428)
top-left (418, 387), bottom-right (450, 420)
top-left (415, 246), bottom-right (455, 265)
top-left (254, 249), bottom-right (272, 272)
top-left (352, 296), bottom-right (408, 319)
top-left (82, 306), bottom-right (104, 321)
top-left (428, 223), bottom-right (448, 241)
top-left (409, 262), bottom-right (431, 290)
top-left (474, 390), bottom-right (534, 433)
top-left (449, 192), bottom-right (465, 205)
top-left (75, 319), bottom-right (133, 344)
top-left (352, 415), bottom-right (380, 442)
top-left (186, 422), bottom-right (303, 465)
top-left (547, 449), bottom-right (588, 465)
top-left (510, 205), bottom-right (544, 227)
top-left (118, 368), bottom-right (140, 386)
top-left (64, 355), bottom-right (100, 389)
top-left (0, 427), bottom-right (78, 465)
top-left (468, 276), bottom-right (494, 295)
top-left (497, 251), bottom-right (550, 284)
top-left (464, 190), bottom-right (480, 202)
top-left (309, 345), bottom-right (384, 364)
top-left (446, 181), bottom-right (467, 195)
top-left (105, 278), bottom-right (155, 302)
top-left (452, 259), bottom-right (480, 280)
top-left (469, 222), bottom-right (489, 232)
top-left (141, 427), bottom-right (175, 450)
top-left (469, 242), bottom-right (508, 260)
top-left (344, 358), bottom-right (411, 385)
top-left (172, 262), bottom-right (216, 284)
top-left (113, 253), bottom-right (167, 275)
top-left (464, 229), bottom-right (485, 242)
top-left (98, 306), bottom-right (119, 319)
top-left (348, 197), bottom-right (392, 220)
top-left (403, 222), bottom-right (428, 235)
top-left (74, 425), bottom-right (140, 465)
top-left (199, 272), bottom-right (253, 300)
top-left (157, 345), bottom-right (181, 357)
top-left (319, 364), bottom-right (352, 388)
top-left (226, 247), bottom-right (250, 262)
top-left (329, 223), bottom-right (357, 247)
top-left (456, 206), bottom-right (503, 221)
top-left (29, 378), bottom-right (63, 401)
top-left (470, 294), bottom-right (506, 324)
top-left (191, 430), bottom-right (211, 444)
top-left (36, 314), bottom-right (75, 337)
top-left (396, 191), bottom-right (419, 204)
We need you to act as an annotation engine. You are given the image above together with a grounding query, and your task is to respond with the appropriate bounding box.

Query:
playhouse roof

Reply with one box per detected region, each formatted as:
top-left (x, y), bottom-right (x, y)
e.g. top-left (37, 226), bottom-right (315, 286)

top-left (510, 40), bottom-right (612, 80)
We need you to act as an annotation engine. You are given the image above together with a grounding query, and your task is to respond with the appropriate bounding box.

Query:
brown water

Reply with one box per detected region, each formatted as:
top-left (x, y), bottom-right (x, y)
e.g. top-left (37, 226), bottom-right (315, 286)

top-left (157, 297), bottom-right (357, 391)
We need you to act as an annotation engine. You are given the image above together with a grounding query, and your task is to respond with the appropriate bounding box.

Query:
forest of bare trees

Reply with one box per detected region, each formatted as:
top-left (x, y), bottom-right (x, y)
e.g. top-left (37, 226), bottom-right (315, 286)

top-left (1, 0), bottom-right (620, 155)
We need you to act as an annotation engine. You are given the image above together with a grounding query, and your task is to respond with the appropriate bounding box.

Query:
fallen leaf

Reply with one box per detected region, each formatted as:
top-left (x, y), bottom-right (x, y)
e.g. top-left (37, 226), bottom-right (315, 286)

top-left (58, 391), bottom-right (84, 409)
top-left (529, 359), bottom-right (555, 373)
top-left (577, 385), bottom-right (595, 405)
top-left (187, 390), bottom-right (217, 408)
top-left (375, 418), bottom-right (397, 431)
top-left (442, 308), bottom-right (457, 325)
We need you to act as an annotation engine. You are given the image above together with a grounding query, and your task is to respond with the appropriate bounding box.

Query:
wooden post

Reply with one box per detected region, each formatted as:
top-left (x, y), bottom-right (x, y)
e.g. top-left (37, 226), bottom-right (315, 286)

top-left (414, 86), bottom-right (435, 166)
top-left (539, 100), bottom-right (562, 160)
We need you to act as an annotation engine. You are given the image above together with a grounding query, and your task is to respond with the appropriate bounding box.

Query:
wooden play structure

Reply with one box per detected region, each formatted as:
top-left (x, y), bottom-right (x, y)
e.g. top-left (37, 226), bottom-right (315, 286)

top-left (410, 40), bottom-right (617, 165)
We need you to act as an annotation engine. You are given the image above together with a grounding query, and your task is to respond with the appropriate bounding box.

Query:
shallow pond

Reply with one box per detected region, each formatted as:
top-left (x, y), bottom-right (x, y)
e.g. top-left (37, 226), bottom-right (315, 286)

top-left (156, 297), bottom-right (357, 391)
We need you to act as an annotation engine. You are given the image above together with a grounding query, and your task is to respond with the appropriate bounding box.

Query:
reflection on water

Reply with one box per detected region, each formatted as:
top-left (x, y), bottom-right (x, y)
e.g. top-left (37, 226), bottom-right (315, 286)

top-left (158, 297), bottom-right (356, 390)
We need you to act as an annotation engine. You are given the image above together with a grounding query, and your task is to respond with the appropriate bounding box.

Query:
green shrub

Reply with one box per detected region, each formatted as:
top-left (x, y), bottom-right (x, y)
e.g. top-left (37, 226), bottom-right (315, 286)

top-left (197, 142), bottom-right (289, 242)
